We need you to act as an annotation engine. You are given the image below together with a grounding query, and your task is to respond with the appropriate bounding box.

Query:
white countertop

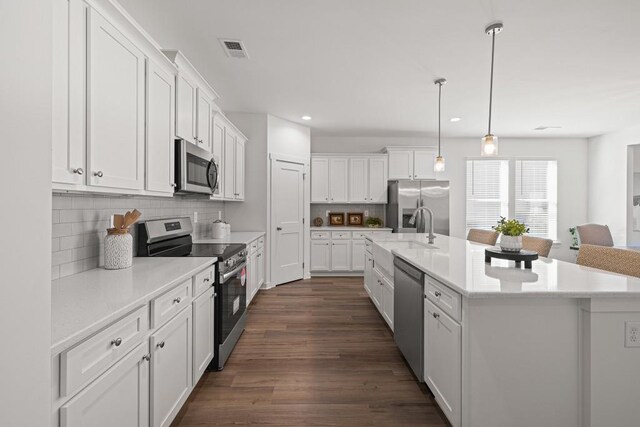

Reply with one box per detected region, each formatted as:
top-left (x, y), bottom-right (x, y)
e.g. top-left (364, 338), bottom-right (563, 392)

top-left (51, 257), bottom-right (215, 355)
top-left (369, 233), bottom-right (640, 298)
top-left (311, 226), bottom-right (393, 231)
top-left (194, 231), bottom-right (265, 245)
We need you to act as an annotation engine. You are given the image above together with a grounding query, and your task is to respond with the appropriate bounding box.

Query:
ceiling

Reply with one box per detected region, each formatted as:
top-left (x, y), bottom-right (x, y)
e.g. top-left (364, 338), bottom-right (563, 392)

top-left (119, 0), bottom-right (640, 138)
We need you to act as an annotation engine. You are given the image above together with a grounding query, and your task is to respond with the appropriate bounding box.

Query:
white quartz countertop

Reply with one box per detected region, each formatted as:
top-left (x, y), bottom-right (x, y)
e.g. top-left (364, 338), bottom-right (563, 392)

top-left (369, 233), bottom-right (640, 298)
top-left (311, 226), bottom-right (393, 231)
top-left (51, 257), bottom-right (215, 355)
top-left (194, 231), bottom-right (265, 245)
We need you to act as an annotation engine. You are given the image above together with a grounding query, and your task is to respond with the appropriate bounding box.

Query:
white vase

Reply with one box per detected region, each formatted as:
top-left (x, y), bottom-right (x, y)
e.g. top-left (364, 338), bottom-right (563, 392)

top-left (104, 231), bottom-right (133, 270)
top-left (500, 235), bottom-right (522, 253)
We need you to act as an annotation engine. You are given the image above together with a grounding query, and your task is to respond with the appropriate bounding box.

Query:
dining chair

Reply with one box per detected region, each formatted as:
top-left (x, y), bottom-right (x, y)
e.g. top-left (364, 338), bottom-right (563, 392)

top-left (466, 229), bottom-right (499, 246)
top-left (576, 244), bottom-right (640, 278)
top-left (576, 224), bottom-right (614, 247)
top-left (522, 235), bottom-right (554, 257)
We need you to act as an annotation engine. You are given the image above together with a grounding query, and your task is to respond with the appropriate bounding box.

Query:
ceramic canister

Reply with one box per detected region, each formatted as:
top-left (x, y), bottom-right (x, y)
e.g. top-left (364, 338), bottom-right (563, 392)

top-left (104, 229), bottom-right (133, 270)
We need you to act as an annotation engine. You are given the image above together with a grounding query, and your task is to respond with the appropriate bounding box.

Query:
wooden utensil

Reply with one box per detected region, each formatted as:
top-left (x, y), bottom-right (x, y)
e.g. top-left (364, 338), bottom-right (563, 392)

top-left (123, 211), bottom-right (133, 229)
top-left (113, 214), bottom-right (124, 230)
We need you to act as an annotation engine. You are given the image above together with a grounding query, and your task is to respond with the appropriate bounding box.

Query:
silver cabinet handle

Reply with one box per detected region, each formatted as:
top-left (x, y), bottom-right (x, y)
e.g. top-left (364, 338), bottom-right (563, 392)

top-left (73, 168), bottom-right (84, 175)
top-left (94, 171), bottom-right (104, 177)
top-left (432, 312), bottom-right (440, 319)
top-left (111, 337), bottom-right (122, 347)
top-left (170, 183), bottom-right (177, 188)
top-left (173, 297), bottom-right (181, 304)
top-left (142, 354), bottom-right (151, 362)
top-left (434, 291), bottom-right (441, 297)
top-left (157, 341), bottom-right (165, 349)
top-left (204, 277), bottom-right (210, 282)
top-left (277, 227), bottom-right (282, 231)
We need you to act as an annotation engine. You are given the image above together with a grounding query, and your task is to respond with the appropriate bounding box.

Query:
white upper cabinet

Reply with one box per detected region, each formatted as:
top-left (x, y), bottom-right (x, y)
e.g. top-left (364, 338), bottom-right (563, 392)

top-left (211, 115), bottom-right (225, 199)
top-left (234, 139), bottom-right (245, 200)
top-left (146, 61), bottom-right (176, 195)
top-left (196, 89), bottom-right (213, 151)
top-left (387, 147), bottom-right (437, 180)
top-left (87, 8), bottom-right (145, 190)
top-left (329, 158), bottom-right (349, 203)
top-left (311, 157), bottom-right (330, 202)
top-left (218, 117), bottom-right (247, 202)
top-left (312, 155), bottom-right (387, 204)
top-left (223, 130), bottom-right (236, 199)
top-left (52, 0), bottom-right (86, 186)
top-left (174, 72), bottom-right (197, 144)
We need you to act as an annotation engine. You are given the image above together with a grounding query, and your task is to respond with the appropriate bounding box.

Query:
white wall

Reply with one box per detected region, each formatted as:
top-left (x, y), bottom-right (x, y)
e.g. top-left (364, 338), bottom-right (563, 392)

top-left (312, 135), bottom-right (589, 261)
top-left (587, 125), bottom-right (640, 246)
top-left (0, 1), bottom-right (52, 425)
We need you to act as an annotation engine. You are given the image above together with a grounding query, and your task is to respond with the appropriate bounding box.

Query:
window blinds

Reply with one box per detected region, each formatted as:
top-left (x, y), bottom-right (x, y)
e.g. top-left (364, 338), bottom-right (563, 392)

top-left (465, 160), bottom-right (509, 233)
top-left (515, 160), bottom-right (558, 240)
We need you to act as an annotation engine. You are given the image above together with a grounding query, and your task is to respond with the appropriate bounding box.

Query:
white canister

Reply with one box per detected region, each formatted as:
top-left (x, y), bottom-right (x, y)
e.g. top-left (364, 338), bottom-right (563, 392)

top-left (104, 229), bottom-right (133, 270)
top-left (212, 221), bottom-right (227, 239)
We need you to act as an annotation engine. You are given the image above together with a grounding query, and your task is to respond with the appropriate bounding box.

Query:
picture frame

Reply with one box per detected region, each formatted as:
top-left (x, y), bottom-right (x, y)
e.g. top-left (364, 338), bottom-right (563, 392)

top-left (347, 213), bottom-right (364, 226)
top-left (329, 212), bottom-right (345, 226)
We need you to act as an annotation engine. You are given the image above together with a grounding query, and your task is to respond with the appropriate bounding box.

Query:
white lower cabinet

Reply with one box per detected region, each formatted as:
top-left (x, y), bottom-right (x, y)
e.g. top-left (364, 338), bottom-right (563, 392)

top-left (365, 245), bottom-right (394, 331)
top-left (150, 307), bottom-right (193, 427)
top-left (424, 299), bottom-right (461, 427)
top-left (371, 267), bottom-right (383, 311)
top-left (246, 236), bottom-right (266, 305)
top-left (257, 248), bottom-right (265, 288)
top-left (351, 240), bottom-right (366, 271)
top-left (60, 343), bottom-right (150, 427)
top-left (330, 240), bottom-right (351, 271)
top-left (381, 276), bottom-right (394, 331)
top-left (311, 240), bottom-right (331, 271)
top-left (364, 251), bottom-right (374, 296)
top-left (192, 287), bottom-right (215, 385)
top-left (311, 230), bottom-right (392, 274)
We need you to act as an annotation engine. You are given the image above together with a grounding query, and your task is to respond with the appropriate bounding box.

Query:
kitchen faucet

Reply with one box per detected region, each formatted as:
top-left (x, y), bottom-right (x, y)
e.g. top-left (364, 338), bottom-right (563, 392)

top-left (408, 207), bottom-right (436, 244)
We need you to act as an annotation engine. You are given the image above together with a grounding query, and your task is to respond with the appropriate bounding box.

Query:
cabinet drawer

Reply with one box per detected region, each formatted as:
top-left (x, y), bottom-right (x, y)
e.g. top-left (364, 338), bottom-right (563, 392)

top-left (352, 231), bottom-right (372, 240)
top-left (331, 231), bottom-right (351, 240)
top-left (365, 239), bottom-right (373, 252)
top-left (258, 236), bottom-right (265, 249)
top-left (193, 264), bottom-right (215, 298)
top-left (425, 278), bottom-right (461, 322)
top-left (60, 305), bottom-right (148, 398)
top-left (311, 231), bottom-right (330, 240)
top-left (249, 239), bottom-right (259, 255)
top-left (151, 279), bottom-right (192, 328)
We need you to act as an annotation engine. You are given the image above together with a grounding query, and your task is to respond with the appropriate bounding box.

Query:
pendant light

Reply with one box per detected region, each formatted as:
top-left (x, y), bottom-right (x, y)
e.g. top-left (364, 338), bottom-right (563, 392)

top-left (433, 78), bottom-right (447, 172)
top-left (481, 22), bottom-right (503, 157)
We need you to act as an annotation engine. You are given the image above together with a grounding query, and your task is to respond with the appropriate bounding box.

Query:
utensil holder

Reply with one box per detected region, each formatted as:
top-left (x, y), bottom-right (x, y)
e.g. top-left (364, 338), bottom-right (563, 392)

top-left (104, 229), bottom-right (133, 270)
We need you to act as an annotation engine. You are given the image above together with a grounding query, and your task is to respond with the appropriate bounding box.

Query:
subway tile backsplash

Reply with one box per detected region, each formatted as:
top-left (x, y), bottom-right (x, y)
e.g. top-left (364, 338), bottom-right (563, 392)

top-left (52, 194), bottom-right (225, 280)
top-left (310, 204), bottom-right (386, 227)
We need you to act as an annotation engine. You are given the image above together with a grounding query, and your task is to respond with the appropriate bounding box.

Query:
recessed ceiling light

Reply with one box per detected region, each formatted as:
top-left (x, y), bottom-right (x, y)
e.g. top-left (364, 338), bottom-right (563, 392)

top-left (450, 117), bottom-right (461, 122)
top-left (301, 116), bottom-right (312, 121)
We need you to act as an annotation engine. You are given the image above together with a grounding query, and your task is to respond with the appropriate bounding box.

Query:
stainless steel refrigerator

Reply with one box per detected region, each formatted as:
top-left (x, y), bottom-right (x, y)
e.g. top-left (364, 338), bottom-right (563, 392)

top-left (386, 180), bottom-right (450, 234)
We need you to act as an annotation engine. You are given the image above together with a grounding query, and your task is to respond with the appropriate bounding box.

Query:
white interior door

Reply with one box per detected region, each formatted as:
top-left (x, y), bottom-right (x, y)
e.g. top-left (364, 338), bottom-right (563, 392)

top-left (272, 160), bottom-right (305, 285)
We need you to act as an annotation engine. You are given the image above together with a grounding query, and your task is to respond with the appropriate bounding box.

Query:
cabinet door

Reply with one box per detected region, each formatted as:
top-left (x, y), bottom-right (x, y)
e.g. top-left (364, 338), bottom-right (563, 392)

top-left (310, 241), bottom-right (330, 271)
top-left (329, 158), bottom-right (349, 203)
top-left (196, 89), bottom-right (213, 151)
top-left (388, 150), bottom-right (413, 180)
top-left (175, 72), bottom-right (196, 143)
top-left (330, 240), bottom-right (351, 271)
top-left (211, 117), bottom-right (225, 198)
top-left (414, 150), bottom-right (436, 180)
top-left (60, 343), bottom-right (149, 427)
top-left (234, 139), bottom-right (245, 200)
top-left (351, 240), bottom-right (366, 271)
top-left (311, 157), bottom-right (329, 202)
top-left (369, 157), bottom-right (388, 203)
top-left (424, 300), bottom-right (461, 427)
top-left (223, 130), bottom-right (236, 199)
top-left (52, 0), bottom-right (85, 185)
top-left (257, 248), bottom-right (265, 287)
top-left (364, 251), bottom-right (374, 296)
top-left (87, 9), bottom-right (145, 190)
top-left (146, 62), bottom-right (176, 194)
top-left (382, 278), bottom-right (394, 331)
top-left (192, 287), bottom-right (214, 385)
top-left (151, 307), bottom-right (192, 427)
top-left (371, 268), bottom-right (383, 311)
top-left (246, 253), bottom-right (256, 304)
top-left (348, 158), bottom-right (369, 202)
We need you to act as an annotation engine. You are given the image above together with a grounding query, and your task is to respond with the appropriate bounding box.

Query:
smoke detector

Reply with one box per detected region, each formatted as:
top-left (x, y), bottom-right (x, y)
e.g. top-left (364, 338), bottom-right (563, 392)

top-left (219, 39), bottom-right (249, 59)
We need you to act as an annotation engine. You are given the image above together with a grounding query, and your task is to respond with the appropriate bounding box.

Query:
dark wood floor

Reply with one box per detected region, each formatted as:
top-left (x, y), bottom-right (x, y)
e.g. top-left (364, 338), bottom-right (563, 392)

top-left (173, 277), bottom-right (449, 426)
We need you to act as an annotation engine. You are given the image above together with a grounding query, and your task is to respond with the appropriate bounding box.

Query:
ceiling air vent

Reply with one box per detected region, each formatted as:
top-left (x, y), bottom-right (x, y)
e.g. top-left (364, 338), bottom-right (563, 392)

top-left (534, 126), bottom-right (562, 131)
top-left (219, 39), bottom-right (249, 59)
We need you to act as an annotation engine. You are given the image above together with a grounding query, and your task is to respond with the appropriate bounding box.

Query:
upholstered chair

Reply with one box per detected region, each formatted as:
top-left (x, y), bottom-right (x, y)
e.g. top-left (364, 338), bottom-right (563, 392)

top-left (576, 224), bottom-right (614, 247)
top-left (522, 235), bottom-right (554, 257)
top-left (466, 229), bottom-right (499, 246)
top-left (576, 244), bottom-right (640, 278)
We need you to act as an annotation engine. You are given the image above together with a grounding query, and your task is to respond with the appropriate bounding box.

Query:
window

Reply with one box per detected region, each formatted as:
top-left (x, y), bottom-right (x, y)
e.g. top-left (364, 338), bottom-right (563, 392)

top-left (466, 159), bottom-right (558, 240)
top-left (466, 160), bottom-right (509, 232)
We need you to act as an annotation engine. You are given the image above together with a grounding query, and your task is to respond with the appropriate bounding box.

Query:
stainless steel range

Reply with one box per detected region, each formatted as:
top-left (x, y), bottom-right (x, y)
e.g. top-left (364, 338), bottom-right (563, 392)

top-left (136, 217), bottom-right (247, 370)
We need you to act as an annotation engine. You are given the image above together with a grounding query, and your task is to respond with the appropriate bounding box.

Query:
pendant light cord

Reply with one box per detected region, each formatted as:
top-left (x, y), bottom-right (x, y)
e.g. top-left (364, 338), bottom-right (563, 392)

top-left (438, 82), bottom-right (442, 156)
top-left (488, 31), bottom-right (496, 135)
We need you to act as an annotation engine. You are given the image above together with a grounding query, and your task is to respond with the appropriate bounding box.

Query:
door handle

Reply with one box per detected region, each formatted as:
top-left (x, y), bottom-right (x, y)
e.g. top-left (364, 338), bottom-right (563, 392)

top-left (277, 227), bottom-right (282, 231)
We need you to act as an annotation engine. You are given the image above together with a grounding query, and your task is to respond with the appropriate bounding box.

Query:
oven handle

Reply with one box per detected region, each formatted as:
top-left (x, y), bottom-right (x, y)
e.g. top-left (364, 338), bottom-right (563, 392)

top-left (220, 262), bottom-right (247, 283)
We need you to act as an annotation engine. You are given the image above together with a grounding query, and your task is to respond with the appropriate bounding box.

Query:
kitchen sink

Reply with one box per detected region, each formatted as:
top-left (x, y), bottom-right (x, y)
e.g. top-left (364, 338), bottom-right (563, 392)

top-left (372, 240), bottom-right (439, 277)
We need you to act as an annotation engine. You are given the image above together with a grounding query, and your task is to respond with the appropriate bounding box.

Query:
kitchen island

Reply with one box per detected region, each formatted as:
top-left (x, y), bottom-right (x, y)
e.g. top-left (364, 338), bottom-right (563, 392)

top-left (367, 233), bottom-right (640, 427)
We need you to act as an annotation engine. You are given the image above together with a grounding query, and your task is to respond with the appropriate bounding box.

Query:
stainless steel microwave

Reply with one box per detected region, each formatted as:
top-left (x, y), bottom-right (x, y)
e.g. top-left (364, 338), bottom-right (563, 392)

top-left (175, 139), bottom-right (219, 195)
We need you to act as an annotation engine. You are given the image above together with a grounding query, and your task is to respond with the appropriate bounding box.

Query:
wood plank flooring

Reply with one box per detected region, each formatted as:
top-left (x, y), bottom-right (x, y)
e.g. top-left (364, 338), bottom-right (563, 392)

top-left (173, 277), bottom-right (449, 426)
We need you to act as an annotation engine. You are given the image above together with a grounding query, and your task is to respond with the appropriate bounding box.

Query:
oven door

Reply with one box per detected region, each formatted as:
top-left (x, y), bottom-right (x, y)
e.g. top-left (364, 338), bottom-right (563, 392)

top-left (218, 262), bottom-right (247, 344)
top-left (175, 139), bottom-right (217, 195)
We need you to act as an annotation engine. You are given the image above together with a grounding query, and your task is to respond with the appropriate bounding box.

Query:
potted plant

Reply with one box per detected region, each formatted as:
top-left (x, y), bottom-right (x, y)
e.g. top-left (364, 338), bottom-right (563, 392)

top-left (493, 217), bottom-right (529, 253)
top-left (365, 217), bottom-right (383, 228)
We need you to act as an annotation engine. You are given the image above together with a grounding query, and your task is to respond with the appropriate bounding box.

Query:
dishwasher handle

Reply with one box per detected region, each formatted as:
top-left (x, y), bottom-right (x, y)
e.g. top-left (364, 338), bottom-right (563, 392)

top-left (393, 257), bottom-right (424, 282)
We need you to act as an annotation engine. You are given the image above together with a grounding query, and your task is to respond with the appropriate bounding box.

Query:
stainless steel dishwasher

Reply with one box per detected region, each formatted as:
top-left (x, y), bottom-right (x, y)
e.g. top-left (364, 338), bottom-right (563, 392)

top-left (394, 257), bottom-right (424, 382)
